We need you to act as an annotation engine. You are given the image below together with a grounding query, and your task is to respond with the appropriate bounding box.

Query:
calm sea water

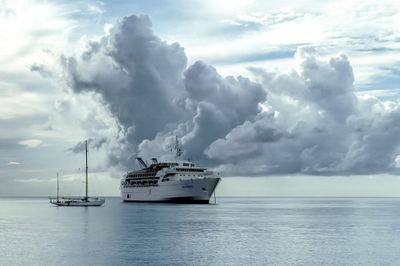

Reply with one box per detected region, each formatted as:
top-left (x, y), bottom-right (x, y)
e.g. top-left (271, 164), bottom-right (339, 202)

top-left (1, 197), bottom-right (400, 266)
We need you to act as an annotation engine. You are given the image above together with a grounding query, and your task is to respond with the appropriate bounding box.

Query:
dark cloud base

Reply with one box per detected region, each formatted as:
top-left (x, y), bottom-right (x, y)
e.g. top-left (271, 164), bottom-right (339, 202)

top-left (37, 14), bottom-right (400, 176)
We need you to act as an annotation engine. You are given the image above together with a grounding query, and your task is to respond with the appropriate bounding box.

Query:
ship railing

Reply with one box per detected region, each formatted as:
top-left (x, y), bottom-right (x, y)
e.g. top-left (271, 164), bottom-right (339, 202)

top-left (125, 183), bottom-right (159, 188)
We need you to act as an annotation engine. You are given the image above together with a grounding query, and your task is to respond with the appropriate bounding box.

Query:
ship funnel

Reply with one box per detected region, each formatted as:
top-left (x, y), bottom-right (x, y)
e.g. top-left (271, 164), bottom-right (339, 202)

top-left (136, 157), bottom-right (148, 169)
top-left (151, 158), bottom-right (158, 164)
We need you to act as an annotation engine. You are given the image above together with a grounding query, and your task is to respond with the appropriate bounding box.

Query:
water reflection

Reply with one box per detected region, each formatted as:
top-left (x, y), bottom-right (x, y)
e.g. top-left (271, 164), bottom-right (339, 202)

top-left (1, 197), bottom-right (400, 265)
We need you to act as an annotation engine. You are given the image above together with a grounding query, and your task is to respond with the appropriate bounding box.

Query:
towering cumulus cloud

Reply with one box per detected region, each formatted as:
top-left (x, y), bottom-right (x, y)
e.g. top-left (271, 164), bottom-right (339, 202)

top-left (208, 48), bottom-right (400, 175)
top-left (55, 14), bottom-right (400, 176)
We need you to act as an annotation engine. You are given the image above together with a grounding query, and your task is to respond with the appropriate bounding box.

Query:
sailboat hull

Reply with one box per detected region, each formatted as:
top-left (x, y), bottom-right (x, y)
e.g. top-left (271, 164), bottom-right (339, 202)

top-left (50, 198), bottom-right (105, 207)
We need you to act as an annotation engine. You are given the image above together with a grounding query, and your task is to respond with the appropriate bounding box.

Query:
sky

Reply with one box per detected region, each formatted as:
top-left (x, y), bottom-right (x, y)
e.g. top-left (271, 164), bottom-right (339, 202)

top-left (1, 0), bottom-right (400, 197)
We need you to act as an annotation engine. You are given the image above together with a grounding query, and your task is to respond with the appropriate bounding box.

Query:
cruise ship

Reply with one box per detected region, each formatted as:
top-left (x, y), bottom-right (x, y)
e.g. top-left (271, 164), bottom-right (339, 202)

top-left (120, 139), bottom-right (221, 203)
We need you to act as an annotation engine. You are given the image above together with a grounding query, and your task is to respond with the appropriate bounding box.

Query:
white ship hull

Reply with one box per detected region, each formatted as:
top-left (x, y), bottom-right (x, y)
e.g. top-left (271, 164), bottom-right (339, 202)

top-left (121, 177), bottom-right (221, 203)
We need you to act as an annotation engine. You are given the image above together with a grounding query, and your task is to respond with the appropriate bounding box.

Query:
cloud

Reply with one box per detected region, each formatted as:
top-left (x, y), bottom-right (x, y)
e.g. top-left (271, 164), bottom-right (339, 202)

top-left (48, 14), bottom-right (400, 177)
top-left (55, 14), bottom-right (267, 169)
top-left (87, 3), bottom-right (105, 14)
top-left (7, 161), bottom-right (20, 165)
top-left (14, 178), bottom-right (45, 183)
top-left (236, 10), bottom-right (306, 27)
top-left (139, 64), bottom-right (266, 164)
top-left (18, 139), bottom-right (42, 148)
top-left (30, 63), bottom-right (53, 78)
top-left (68, 138), bottom-right (107, 153)
top-left (61, 15), bottom-right (187, 147)
top-left (178, 61), bottom-right (266, 162)
top-left (182, 1), bottom-right (400, 89)
top-left (0, 0), bottom-right (16, 18)
top-left (0, 86), bottom-right (52, 120)
top-left (206, 47), bottom-right (400, 176)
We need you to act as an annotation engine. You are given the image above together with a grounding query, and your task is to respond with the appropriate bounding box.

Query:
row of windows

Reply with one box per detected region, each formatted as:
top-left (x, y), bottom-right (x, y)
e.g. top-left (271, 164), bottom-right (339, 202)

top-left (122, 179), bottom-right (158, 184)
top-left (128, 173), bottom-right (155, 178)
top-left (124, 180), bottom-right (158, 187)
top-left (176, 168), bottom-right (204, 172)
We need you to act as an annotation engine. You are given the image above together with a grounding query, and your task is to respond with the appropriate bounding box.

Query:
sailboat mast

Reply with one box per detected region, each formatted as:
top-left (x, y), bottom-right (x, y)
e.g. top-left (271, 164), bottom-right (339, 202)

top-left (85, 140), bottom-right (88, 201)
top-left (57, 172), bottom-right (59, 202)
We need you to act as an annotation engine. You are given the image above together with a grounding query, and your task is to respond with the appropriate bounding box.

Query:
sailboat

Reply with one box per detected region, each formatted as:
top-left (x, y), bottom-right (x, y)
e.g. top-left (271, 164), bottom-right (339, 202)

top-left (49, 140), bottom-right (105, 207)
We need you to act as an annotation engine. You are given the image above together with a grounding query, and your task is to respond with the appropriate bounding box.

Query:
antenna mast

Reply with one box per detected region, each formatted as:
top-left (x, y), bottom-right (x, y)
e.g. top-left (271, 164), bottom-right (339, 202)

top-left (174, 136), bottom-right (183, 158)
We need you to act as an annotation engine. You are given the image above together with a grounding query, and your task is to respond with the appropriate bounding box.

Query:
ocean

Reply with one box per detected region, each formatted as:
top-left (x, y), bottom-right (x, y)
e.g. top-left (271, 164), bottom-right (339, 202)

top-left (1, 197), bottom-right (400, 265)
